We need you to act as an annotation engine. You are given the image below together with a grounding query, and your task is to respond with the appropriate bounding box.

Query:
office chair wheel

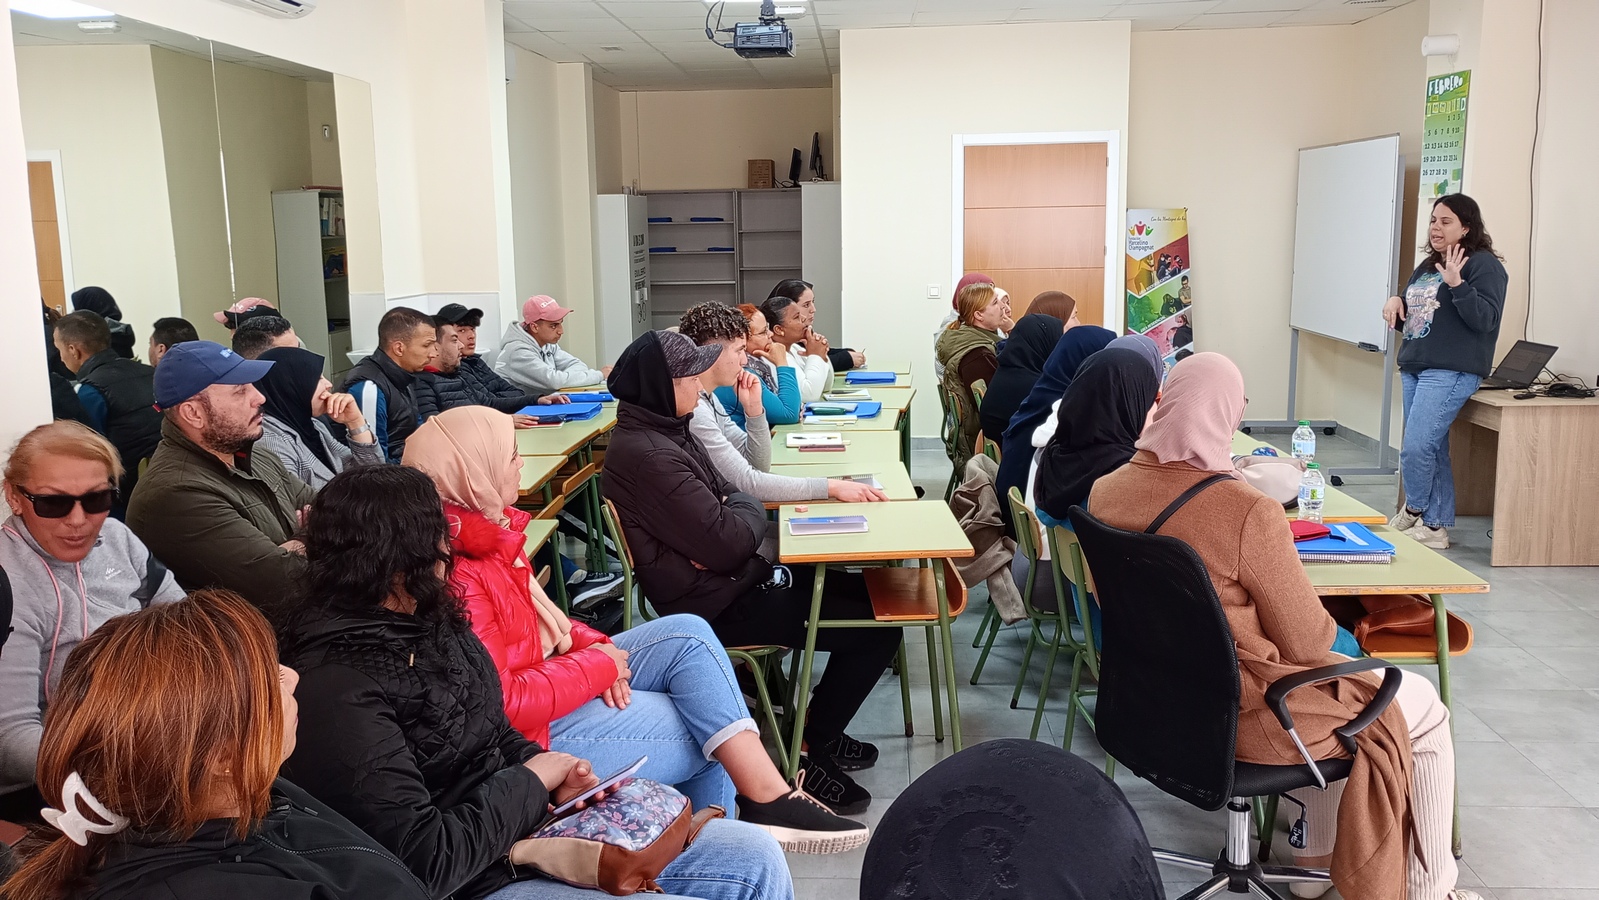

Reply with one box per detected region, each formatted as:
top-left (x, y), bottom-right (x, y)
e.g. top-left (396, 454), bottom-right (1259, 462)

top-left (1329, 475), bottom-right (1344, 487)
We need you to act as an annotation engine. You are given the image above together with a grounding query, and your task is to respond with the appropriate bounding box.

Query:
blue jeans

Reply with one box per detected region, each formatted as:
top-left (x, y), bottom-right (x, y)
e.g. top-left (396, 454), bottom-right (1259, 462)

top-left (548, 615), bottom-right (757, 813)
top-left (483, 817), bottom-right (794, 900)
top-left (1399, 369), bottom-right (1481, 528)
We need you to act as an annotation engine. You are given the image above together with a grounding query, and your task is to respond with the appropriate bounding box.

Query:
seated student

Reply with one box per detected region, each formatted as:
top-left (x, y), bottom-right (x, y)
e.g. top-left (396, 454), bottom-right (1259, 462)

top-left (148, 315), bottom-right (199, 367)
top-left (993, 326), bottom-right (1116, 522)
top-left (404, 408), bottom-right (867, 850)
top-left (495, 295), bottom-right (609, 394)
top-left (977, 312), bottom-right (1065, 445)
top-left (446, 303), bottom-right (535, 403)
top-left (1024, 289), bottom-right (1081, 329)
top-left (758, 294), bottom-right (831, 403)
top-left (1089, 353), bottom-right (1471, 900)
top-left (52, 312), bottom-right (162, 517)
top-left (932, 273), bottom-right (996, 381)
top-left (679, 304), bottom-right (886, 505)
top-left (126, 341), bottom-right (312, 615)
top-left (416, 317), bottom-right (563, 421)
top-left (765, 279), bottom-right (863, 373)
top-left (935, 281), bottom-right (1007, 472)
top-left (717, 304), bottom-right (802, 429)
top-left (0, 589), bottom-right (432, 900)
top-left (230, 314), bottom-right (299, 359)
top-left (341, 306), bottom-right (437, 463)
top-left (70, 287), bottom-right (134, 360)
top-left (279, 466), bottom-right (793, 900)
top-left (213, 296), bottom-right (280, 332)
top-left (601, 330), bottom-right (902, 814)
top-left (255, 347), bottom-right (384, 491)
top-left (0, 422), bottom-right (185, 823)
top-left (1029, 346), bottom-right (1158, 527)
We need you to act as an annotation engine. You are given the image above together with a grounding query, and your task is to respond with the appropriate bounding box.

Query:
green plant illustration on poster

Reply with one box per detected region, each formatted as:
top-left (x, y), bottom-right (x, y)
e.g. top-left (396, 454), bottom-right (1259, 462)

top-left (1124, 209), bottom-right (1191, 365)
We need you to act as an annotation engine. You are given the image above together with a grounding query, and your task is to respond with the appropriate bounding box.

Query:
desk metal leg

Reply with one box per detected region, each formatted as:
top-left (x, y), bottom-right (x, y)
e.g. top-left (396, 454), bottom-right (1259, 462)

top-left (934, 562), bottom-right (962, 751)
top-left (786, 563), bottom-right (828, 781)
top-left (1430, 592), bottom-right (1462, 859)
top-left (924, 626), bottom-right (944, 742)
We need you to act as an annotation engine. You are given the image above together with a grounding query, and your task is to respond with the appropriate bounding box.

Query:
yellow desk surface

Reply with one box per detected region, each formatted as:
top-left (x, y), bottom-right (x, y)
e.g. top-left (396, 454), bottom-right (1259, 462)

top-left (516, 419), bottom-right (603, 458)
top-left (770, 430), bottom-right (902, 468)
top-left (1304, 525), bottom-right (1488, 596)
top-left (518, 455), bottom-right (566, 496)
top-left (522, 518), bottom-right (558, 556)
top-left (759, 464), bottom-right (917, 509)
top-left (779, 410), bottom-right (900, 434)
top-left (1230, 433), bottom-right (1387, 525)
top-left (777, 500), bottom-right (972, 564)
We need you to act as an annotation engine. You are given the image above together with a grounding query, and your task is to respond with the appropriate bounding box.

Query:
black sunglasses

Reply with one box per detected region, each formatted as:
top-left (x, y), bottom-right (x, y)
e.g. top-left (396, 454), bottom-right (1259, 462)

top-left (17, 487), bottom-right (118, 519)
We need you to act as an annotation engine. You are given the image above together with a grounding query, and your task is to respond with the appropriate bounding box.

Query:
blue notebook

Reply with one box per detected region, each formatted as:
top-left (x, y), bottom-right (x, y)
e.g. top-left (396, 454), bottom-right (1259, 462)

top-left (689, 216), bottom-right (725, 222)
top-left (650, 247), bottom-right (677, 253)
top-left (647, 216), bottom-right (673, 223)
top-left (1295, 522), bottom-right (1396, 563)
top-left (561, 392), bottom-right (614, 403)
top-left (806, 401), bottom-right (882, 418)
top-left (845, 371), bottom-right (897, 385)
top-left (514, 401), bottom-right (603, 422)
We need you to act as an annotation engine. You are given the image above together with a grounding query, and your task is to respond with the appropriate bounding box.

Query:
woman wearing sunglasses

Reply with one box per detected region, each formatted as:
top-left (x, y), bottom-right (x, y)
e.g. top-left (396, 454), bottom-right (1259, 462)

top-left (0, 422), bottom-right (184, 822)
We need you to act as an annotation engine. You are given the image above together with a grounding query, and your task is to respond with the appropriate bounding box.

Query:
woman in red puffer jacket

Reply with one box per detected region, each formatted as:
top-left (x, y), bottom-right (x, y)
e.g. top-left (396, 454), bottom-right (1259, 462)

top-left (404, 406), bottom-right (868, 854)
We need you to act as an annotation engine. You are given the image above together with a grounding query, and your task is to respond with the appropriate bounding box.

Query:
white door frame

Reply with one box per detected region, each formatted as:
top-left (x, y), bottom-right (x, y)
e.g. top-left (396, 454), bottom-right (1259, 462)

top-left (951, 131), bottom-right (1121, 330)
top-left (26, 151), bottom-right (76, 300)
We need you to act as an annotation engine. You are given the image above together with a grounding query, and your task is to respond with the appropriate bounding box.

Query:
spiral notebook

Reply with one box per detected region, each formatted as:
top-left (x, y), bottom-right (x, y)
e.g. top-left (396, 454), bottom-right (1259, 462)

top-left (1295, 522), bottom-right (1396, 564)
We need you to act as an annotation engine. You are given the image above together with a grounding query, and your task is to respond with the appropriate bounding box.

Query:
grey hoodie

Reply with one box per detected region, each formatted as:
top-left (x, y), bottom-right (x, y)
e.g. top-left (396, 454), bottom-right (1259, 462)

top-left (492, 322), bottom-right (606, 394)
top-left (689, 393), bottom-right (828, 503)
top-left (0, 517), bottom-right (184, 796)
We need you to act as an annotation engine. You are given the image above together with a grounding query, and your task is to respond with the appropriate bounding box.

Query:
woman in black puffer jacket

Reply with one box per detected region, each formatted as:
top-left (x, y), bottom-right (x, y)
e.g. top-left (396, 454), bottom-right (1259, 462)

top-left (278, 465), bottom-right (792, 900)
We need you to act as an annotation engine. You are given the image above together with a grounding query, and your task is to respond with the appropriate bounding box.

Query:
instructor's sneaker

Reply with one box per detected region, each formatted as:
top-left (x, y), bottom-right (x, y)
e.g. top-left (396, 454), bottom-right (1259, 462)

top-left (1406, 524), bottom-right (1450, 550)
top-left (1389, 506), bottom-right (1422, 532)
top-left (1449, 892), bottom-right (1484, 900)
top-left (736, 781), bottom-right (870, 854)
top-left (569, 572), bottom-right (625, 609)
top-left (824, 733), bottom-right (879, 771)
top-left (796, 754), bottom-right (871, 815)
top-left (1289, 882), bottom-right (1333, 899)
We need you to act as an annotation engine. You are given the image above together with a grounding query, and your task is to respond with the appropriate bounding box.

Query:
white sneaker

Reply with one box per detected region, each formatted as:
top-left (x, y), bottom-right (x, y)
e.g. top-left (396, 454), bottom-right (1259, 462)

top-left (1406, 524), bottom-right (1450, 550)
top-left (1389, 507), bottom-right (1422, 531)
top-left (1289, 881), bottom-right (1333, 898)
top-left (1449, 891), bottom-right (1484, 900)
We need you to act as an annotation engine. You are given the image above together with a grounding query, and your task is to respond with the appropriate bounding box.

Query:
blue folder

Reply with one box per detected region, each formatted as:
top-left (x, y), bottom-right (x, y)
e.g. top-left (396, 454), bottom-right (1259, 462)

top-left (1295, 521), bottom-right (1396, 557)
top-left (514, 401), bottom-right (603, 422)
top-left (647, 216), bottom-right (673, 223)
top-left (845, 371), bottom-right (897, 385)
top-left (561, 392), bottom-right (614, 403)
top-left (806, 401), bottom-right (882, 418)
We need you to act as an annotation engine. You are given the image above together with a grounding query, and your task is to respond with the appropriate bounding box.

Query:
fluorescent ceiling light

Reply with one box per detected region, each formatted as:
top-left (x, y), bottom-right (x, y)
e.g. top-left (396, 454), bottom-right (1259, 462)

top-left (10, 0), bottom-right (116, 19)
top-left (76, 18), bottom-right (119, 31)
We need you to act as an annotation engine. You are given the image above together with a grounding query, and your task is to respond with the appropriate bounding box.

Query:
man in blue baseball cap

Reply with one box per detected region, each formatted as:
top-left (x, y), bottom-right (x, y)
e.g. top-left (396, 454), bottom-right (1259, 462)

top-left (126, 341), bottom-right (315, 614)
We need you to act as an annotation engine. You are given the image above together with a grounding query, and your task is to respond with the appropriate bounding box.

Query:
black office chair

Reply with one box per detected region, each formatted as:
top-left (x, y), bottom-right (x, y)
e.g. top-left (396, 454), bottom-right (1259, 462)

top-left (1067, 505), bottom-right (1402, 900)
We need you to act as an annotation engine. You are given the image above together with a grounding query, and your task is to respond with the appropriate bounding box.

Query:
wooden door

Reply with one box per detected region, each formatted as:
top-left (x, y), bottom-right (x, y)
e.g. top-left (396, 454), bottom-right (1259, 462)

top-left (28, 161), bottom-right (67, 313)
top-left (963, 143), bottom-right (1106, 324)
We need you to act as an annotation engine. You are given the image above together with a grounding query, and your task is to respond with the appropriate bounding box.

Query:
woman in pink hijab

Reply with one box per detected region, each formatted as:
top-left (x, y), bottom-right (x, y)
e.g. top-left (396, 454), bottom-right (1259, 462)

top-left (402, 407), bottom-right (868, 853)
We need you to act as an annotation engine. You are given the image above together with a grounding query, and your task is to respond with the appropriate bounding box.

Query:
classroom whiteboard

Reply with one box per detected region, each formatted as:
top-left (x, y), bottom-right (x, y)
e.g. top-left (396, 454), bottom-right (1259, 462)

top-left (1289, 135), bottom-right (1404, 350)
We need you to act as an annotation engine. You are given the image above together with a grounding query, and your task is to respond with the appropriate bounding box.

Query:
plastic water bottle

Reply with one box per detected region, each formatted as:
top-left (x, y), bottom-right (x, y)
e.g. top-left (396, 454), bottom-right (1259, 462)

top-left (1291, 420), bottom-right (1316, 461)
top-left (1298, 463), bottom-right (1325, 523)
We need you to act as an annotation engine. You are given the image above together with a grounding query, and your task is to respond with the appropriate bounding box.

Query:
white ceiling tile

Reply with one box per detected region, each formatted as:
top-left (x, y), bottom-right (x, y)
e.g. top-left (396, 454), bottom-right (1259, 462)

top-left (504, 1), bottom-right (615, 17)
top-left (598, 1), bottom-right (708, 15)
top-left (911, 10), bottom-right (1015, 23)
top-left (1209, 0), bottom-right (1306, 12)
top-left (816, 12), bottom-right (914, 26)
top-left (634, 28), bottom-right (720, 42)
top-left (914, 0), bottom-right (1018, 11)
top-left (543, 30), bottom-right (650, 43)
top-left (1179, 9), bottom-right (1294, 26)
top-left (503, 16), bottom-right (543, 33)
top-left (1010, 5), bottom-right (1119, 20)
top-left (521, 16), bottom-right (631, 31)
top-left (1108, 0), bottom-right (1220, 15)
top-left (1272, 7), bottom-right (1371, 24)
top-left (1127, 13), bottom-right (1202, 29)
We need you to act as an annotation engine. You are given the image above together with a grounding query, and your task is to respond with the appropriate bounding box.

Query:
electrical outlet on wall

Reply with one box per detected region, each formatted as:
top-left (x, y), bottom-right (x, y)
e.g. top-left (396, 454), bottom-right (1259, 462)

top-left (927, 284), bottom-right (940, 300)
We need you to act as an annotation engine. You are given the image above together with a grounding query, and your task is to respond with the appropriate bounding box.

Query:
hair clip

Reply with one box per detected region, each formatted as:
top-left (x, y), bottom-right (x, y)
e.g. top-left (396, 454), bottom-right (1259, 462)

top-left (41, 771), bottom-right (129, 846)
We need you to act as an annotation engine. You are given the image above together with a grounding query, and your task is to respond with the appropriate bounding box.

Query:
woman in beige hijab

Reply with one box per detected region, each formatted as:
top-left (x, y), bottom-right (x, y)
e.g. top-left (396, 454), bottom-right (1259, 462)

top-left (402, 407), bottom-right (868, 854)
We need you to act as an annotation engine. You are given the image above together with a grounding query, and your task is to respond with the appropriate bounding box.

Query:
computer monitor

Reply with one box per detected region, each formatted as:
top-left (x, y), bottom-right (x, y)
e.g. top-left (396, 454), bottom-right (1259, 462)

top-left (787, 149), bottom-right (802, 186)
top-left (809, 131), bottom-right (825, 180)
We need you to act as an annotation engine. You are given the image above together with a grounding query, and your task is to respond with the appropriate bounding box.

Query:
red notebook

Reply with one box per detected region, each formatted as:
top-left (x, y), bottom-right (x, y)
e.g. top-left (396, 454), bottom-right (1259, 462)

top-left (1289, 520), bottom-right (1331, 542)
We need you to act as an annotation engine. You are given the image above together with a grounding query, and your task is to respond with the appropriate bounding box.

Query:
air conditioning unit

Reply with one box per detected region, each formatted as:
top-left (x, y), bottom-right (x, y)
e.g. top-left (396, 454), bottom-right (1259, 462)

top-left (216, 0), bottom-right (316, 18)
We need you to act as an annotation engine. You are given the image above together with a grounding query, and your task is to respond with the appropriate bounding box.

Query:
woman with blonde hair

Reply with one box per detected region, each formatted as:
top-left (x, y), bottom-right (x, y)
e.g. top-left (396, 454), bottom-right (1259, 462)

top-left (0, 422), bottom-right (183, 822)
top-left (935, 280), bottom-right (1007, 471)
top-left (0, 588), bottom-right (430, 900)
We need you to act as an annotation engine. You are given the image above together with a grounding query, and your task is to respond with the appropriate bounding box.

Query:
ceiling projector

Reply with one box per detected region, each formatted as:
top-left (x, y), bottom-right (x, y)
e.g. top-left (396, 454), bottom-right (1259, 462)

top-left (707, 1), bottom-right (796, 60)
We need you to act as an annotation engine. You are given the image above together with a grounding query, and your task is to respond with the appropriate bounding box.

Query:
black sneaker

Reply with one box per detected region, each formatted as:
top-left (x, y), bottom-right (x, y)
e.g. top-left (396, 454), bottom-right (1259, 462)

top-left (796, 754), bottom-right (871, 816)
top-left (569, 572), bottom-right (625, 610)
top-left (824, 733), bottom-right (879, 771)
top-left (736, 783), bottom-right (870, 854)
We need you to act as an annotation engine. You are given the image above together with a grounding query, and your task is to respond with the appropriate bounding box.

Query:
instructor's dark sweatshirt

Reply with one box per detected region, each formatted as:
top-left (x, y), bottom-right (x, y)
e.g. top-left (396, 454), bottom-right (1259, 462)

top-left (1395, 252), bottom-right (1508, 377)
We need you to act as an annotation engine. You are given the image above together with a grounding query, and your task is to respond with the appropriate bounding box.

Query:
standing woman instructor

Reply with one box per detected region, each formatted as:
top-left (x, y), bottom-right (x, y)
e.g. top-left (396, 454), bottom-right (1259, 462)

top-left (1382, 194), bottom-right (1507, 549)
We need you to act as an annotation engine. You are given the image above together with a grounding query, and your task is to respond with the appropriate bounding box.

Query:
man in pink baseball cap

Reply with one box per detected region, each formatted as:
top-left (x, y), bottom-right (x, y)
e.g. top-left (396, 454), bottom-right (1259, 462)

top-left (214, 297), bottom-right (280, 331)
top-left (493, 294), bottom-right (610, 394)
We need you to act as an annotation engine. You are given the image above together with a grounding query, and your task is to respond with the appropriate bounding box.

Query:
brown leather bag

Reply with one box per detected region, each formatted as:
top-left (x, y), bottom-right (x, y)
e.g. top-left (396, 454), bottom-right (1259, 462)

top-left (1352, 594), bottom-right (1473, 656)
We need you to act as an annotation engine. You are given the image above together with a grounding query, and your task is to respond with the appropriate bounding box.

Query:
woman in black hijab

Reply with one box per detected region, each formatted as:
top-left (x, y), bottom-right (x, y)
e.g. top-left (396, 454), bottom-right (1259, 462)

top-left (860, 739), bottom-right (1165, 900)
top-left (1033, 346), bottom-right (1161, 526)
top-left (253, 346), bottom-right (383, 490)
top-left (70, 286), bottom-right (135, 360)
top-left (978, 313), bottom-right (1064, 443)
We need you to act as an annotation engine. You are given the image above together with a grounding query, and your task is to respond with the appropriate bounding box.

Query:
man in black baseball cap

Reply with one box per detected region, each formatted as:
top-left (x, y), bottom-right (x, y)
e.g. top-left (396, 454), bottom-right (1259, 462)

top-left (127, 341), bottom-right (314, 614)
top-left (436, 303), bottom-right (559, 412)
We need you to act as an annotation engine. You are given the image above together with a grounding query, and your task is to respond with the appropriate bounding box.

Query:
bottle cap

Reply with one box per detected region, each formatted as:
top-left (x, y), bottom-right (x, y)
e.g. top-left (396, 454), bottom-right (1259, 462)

top-left (1298, 420), bottom-right (1310, 426)
top-left (1306, 462), bottom-right (1320, 469)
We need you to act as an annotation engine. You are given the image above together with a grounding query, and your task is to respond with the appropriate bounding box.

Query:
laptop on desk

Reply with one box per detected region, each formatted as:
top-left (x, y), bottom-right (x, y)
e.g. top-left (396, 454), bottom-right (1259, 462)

top-left (1480, 340), bottom-right (1559, 390)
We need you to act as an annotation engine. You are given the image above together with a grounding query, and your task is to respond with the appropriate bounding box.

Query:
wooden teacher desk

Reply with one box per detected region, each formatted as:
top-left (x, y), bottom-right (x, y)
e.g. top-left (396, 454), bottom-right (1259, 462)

top-left (1449, 390), bottom-right (1599, 566)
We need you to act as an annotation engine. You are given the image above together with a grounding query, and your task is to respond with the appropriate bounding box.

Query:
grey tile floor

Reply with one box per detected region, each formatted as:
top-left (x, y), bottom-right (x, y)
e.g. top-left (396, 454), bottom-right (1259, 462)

top-left (783, 437), bottom-right (1599, 900)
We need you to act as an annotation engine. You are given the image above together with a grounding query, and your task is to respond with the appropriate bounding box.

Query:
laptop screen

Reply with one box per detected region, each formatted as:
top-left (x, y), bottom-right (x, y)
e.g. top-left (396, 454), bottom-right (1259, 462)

top-left (1493, 341), bottom-right (1559, 381)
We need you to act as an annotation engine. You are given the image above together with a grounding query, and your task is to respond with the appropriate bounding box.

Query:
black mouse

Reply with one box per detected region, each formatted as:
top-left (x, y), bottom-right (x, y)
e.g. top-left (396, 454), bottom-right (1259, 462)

top-left (1514, 391), bottom-right (1538, 400)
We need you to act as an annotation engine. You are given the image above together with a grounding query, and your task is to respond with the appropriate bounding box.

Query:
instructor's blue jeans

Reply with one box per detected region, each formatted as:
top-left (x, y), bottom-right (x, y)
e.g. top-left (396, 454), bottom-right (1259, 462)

top-left (1400, 368), bottom-right (1482, 528)
top-left (548, 615), bottom-right (757, 814)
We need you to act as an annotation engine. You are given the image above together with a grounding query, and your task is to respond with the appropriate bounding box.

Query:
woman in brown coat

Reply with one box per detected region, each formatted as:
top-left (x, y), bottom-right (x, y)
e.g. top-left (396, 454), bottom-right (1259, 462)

top-left (1088, 352), bottom-right (1471, 900)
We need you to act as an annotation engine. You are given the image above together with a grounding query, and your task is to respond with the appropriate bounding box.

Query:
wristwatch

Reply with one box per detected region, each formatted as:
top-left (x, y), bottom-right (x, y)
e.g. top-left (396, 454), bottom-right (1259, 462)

top-left (347, 423), bottom-right (371, 438)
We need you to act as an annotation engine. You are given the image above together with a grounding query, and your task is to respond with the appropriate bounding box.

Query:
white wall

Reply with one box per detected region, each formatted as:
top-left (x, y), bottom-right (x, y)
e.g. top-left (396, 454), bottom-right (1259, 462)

top-left (16, 45), bottom-right (181, 338)
top-left (306, 80), bottom-right (343, 187)
top-left (592, 81), bottom-right (623, 194)
top-left (0, 26), bottom-right (51, 445)
top-left (840, 20), bottom-right (1132, 433)
top-left (617, 87), bottom-right (834, 191)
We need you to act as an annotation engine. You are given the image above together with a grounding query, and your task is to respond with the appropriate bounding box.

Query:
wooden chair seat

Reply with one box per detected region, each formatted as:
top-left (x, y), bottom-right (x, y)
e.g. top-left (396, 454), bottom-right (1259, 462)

top-left (529, 494), bottom-right (567, 520)
top-left (863, 560), bottom-right (968, 622)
